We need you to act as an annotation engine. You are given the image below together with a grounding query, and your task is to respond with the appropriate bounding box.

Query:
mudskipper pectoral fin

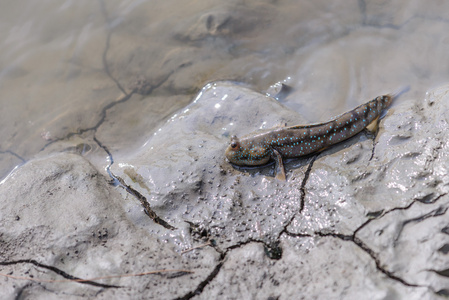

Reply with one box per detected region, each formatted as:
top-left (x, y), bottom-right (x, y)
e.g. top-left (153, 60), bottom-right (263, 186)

top-left (272, 149), bottom-right (286, 181)
top-left (365, 116), bottom-right (380, 135)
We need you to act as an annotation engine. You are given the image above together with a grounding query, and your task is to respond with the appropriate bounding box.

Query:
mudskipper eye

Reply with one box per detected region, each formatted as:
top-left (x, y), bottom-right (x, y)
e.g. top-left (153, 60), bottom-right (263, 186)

top-left (231, 141), bottom-right (238, 149)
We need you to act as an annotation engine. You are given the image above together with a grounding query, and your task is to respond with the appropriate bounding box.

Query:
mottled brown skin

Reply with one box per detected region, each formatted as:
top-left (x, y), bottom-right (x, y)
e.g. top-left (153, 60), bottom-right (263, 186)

top-left (225, 91), bottom-right (404, 180)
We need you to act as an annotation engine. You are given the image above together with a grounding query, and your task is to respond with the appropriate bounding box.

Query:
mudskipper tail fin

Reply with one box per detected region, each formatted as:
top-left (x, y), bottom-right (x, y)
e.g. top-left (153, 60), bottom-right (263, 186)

top-left (391, 85), bottom-right (411, 101)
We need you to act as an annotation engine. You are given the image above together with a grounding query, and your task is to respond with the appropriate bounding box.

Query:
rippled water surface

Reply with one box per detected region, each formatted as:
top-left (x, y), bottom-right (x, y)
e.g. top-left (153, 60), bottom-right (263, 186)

top-left (1, 0), bottom-right (449, 178)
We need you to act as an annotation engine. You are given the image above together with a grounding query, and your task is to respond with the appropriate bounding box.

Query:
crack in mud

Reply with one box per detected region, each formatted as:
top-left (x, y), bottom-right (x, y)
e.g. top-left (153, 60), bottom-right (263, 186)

top-left (308, 231), bottom-right (423, 288)
top-left (18, 282), bottom-right (92, 299)
top-left (114, 174), bottom-right (177, 230)
top-left (362, 124), bottom-right (380, 162)
top-left (177, 154), bottom-right (322, 299)
top-left (350, 235), bottom-right (422, 288)
top-left (353, 200), bottom-right (417, 237)
top-left (8, 3), bottom-right (448, 298)
top-left (393, 205), bottom-right (448, 243)
top-left (0, 150), bottom-right (26, 163)
top-left (369, 136), bottom-right (376, 161)
top-left (277, 155), bottom-right (318, 240)
top-left (298, 155), bottom-right (318, 213)
top-left (39, 1), bottom-right (135, 151)
top-left (353, 193), bottom-right (448, 242)
top-left (175, 239), bottom-right (270, 300)
top-left (174, 260), bottom-right (224, 300)
top-left (0, 259), bottom-right (120, 288)
top-left (175, 154), bottom-right (319, 300)
top-left (283, 231), bottom-right (312, 238)
top-left (93, 137), bottom-right (176, 230)
top-left (2, 2), bottom-right (447, 299)
top-left (99, 0), bottom-right (126, 95)
top-left (281, 195), bottom-right (448, 291)
top-left (14, 283), bottom-right (33, 300)
top-left (34, 1), bottom-right (177, 230)
top-left (40, 0), bottom-right (175, 153)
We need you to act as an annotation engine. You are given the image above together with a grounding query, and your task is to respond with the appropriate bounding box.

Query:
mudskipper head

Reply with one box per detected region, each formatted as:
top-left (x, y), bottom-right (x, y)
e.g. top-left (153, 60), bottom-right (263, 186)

top-left (225, 135), bottom-right (271, 166)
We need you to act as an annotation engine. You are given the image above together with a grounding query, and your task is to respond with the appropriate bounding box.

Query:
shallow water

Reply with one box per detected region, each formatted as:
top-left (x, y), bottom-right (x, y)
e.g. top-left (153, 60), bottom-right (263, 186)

top-left (1, 0), bottom-right (449, 178)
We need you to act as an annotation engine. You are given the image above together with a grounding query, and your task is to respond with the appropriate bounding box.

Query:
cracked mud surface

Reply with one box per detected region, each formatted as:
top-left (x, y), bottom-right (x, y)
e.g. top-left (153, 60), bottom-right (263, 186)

top-left (110, 83), bottom-right (449, 299)
top-left (0, 154), bottom-right (219, 299)
top-left (2, 1), bottom-right (449, 299)
top-left (2, 82), bottom-right (449, 299)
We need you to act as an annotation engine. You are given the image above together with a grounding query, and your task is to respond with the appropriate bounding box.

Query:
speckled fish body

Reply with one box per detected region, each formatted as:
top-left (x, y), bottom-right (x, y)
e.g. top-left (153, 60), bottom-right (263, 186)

top-left (225, 91), bottom-right (405, 180)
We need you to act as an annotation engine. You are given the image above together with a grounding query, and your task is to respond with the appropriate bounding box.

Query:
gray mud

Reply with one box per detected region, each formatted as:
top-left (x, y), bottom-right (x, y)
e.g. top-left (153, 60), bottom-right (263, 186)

top-left (2, 1), bottom-right (449, 299)
top-left (2, 82), bottom-right (449, 298)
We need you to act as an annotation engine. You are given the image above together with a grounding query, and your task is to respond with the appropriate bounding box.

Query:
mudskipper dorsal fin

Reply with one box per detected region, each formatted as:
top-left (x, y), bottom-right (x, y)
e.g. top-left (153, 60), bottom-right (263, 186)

top-left (287, 124), bottom-right (308, 130)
